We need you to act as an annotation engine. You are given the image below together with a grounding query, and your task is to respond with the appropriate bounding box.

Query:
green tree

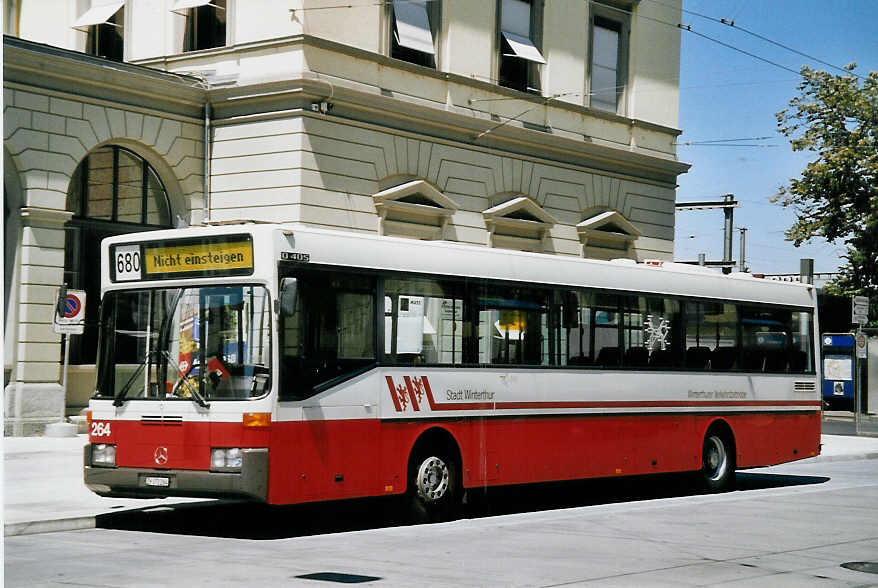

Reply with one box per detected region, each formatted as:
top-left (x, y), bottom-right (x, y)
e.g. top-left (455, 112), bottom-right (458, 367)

top-left (774, 64), bottom-right (877, 308)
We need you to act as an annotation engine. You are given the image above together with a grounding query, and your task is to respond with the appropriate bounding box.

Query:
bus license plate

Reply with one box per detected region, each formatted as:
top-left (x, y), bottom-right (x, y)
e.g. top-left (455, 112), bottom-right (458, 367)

top-left (144, 476), bottom-right (170, 487)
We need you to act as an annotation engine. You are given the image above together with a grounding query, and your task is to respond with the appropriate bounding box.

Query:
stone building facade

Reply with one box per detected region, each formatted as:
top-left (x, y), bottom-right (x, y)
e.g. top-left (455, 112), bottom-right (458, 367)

top-left (4, 0), bottom-right (688, 434)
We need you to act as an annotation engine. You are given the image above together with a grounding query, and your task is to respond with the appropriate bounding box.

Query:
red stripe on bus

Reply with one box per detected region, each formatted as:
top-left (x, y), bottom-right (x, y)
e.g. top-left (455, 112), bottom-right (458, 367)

top-left (385, 376), bottom-right (402, 411)
top-left (402, 376), bottom-right (421, 411)
top-left (424, 397), bottom-right (819, 412)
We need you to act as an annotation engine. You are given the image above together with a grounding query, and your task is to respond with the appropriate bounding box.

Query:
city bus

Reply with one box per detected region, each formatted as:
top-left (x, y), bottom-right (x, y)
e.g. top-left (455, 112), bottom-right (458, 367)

top-left (84, 223), bottom-right (821, 519)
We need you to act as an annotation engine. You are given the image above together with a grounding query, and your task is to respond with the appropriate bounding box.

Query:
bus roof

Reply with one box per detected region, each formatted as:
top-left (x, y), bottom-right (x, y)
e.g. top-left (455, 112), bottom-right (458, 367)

top-left (101, 223), bottom-right (816, 309)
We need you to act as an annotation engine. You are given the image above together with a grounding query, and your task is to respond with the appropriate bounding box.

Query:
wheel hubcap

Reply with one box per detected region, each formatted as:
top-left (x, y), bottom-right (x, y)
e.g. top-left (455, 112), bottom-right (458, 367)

top-left (416, 456), bottom-right (450, 502)
top-left (705, 436), bottom-right (727, 481)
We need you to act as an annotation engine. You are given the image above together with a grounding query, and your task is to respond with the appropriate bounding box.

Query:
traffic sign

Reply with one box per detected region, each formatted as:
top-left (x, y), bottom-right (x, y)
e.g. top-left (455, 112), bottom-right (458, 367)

top-left (855, 332), bottom-right (868, 359)
top-left (53, 288), bottom-right (86, 335)
top-left (852, 295), bottom-right (869, 325)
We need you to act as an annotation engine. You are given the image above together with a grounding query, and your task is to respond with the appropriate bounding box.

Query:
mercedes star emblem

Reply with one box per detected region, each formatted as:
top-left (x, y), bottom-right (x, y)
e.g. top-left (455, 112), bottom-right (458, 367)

top-left (154, 446), bottom-right (169, 466)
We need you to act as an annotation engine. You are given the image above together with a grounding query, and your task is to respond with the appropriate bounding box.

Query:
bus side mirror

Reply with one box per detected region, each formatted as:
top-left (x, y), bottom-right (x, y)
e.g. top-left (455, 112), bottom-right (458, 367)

top-left (279, 278), bottom-right (298, 316)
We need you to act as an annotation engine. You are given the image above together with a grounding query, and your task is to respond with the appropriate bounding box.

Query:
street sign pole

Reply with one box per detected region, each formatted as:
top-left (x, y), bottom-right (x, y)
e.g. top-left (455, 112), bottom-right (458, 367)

top-left (53, 286), bottom-right (87, 411)
top-left (62, 335), bottom-right (70, 400)
top-left (851, 296), bottom-right (869, 433)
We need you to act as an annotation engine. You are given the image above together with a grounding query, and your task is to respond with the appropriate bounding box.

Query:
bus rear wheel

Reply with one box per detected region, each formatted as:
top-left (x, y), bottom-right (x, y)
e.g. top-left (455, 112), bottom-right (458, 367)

top-left (700, 431), bottom-right (735, 492)
top-left (408, 447), bottom-right (460, 522)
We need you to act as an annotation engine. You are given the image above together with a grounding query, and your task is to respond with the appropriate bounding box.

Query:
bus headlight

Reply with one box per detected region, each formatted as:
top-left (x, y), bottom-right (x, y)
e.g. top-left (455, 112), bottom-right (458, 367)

top-left (92, 444), bottom-right (116, 467)
top-left (211, 447), bottom-right (243, 472)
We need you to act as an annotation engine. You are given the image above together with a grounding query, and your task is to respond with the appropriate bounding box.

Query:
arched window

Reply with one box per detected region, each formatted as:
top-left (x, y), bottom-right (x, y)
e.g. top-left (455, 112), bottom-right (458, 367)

top-left (65, 146), bottom-right (172, 364)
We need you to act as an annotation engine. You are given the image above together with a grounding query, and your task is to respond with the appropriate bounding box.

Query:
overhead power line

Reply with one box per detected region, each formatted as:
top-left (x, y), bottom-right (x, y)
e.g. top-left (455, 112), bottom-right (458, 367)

top-left (594, 0), bottom-right (864, 81)
top-left (642, 0), bottom-right (867, 80)
top-left (674, 136), bottom-right (777, 147)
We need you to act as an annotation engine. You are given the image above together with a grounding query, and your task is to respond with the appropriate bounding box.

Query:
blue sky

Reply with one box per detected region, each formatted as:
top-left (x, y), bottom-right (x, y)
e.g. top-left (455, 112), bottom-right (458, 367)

top-left (671, 0), bottom-right (877, 277)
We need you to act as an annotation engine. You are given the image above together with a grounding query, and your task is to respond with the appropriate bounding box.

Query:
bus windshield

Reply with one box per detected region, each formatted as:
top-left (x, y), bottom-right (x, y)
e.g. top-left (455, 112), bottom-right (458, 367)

top-left (96, 285), bottom-right (272, 403)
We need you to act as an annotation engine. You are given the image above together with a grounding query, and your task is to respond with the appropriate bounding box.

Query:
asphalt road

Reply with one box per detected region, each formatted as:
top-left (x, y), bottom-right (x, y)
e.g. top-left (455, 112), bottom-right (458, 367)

top-left (6, 457), bottom-right (878, 587)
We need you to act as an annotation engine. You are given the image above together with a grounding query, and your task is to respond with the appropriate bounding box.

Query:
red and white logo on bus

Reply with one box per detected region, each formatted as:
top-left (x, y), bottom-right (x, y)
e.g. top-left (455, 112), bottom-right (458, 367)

top-left (386, 375), bottom-right (433, 412)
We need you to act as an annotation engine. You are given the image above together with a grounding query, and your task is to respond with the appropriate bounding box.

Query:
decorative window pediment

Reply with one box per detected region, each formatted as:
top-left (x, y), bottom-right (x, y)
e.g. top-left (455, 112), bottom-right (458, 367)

top-left (483, 196), bottom-right (557, 252)
top-left (374, 180), bottom-right (458, 240)
top-left (577, 209), bottom-right (641, 257)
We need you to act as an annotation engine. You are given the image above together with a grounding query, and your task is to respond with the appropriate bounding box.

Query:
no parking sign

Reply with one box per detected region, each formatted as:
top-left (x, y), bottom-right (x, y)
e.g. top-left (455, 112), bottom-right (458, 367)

top-left (53, 288), bottom-right (86, 335)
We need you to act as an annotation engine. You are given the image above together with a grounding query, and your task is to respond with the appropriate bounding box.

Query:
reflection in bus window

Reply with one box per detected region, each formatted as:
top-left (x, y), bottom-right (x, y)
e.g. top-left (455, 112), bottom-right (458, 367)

top-left (96, 286), bottom-right (271, 402)
top-left (280, 272), bottom-right (375, 400)
top-left (741, 305), bottom-right (792, 372)
top-left (476, 285), bottom-right (549, 365)
top-left (792, 311), bottom-right (814, 372)
top-left (564, 291), bottom-right (620, 366)
top-left (685, 302), bottom-right (738, 370)
top-left (384, 278), bottom-right (464, 364)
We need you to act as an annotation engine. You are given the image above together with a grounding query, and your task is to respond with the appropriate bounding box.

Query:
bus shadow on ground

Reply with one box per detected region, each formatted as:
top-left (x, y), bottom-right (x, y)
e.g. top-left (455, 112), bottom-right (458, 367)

top-left (95, 471), bottom-right (829, 540)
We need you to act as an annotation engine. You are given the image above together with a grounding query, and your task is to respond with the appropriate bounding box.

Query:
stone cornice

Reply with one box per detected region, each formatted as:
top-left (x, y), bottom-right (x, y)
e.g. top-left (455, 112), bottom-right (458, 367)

top-left (138, 35), bottom-right (689, 182)
top-left (216, 74), bottom-right (690, 184)
top-left (19, 207), bottom-right (74, 227)
top-left (5, 34), bottom-right (690, 183)
top-left (3, 36), bottom-right (207, 118)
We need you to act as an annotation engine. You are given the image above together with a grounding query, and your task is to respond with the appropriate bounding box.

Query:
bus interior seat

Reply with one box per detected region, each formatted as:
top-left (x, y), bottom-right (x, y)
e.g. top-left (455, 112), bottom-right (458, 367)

top-left (742, 349), bottom-right (765, 371)
top-left (568, 355), bottom-right (592, 366)
top-left (624, 346), bottom-right (649, 367)
top-left (596, 346), bottom-right (620, 366)
top-left (711, 347), bottom-right (738, 370)
top-left (686, 346), bottom-right (712, 369)
top-left (763, 350), bottom-right (788, 372)
top-left (648, 349), bottom-right (673, 368)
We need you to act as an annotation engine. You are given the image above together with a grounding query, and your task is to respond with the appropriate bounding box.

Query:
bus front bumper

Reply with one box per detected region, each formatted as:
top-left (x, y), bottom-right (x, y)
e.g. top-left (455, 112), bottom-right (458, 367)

top-left (83, 446), bottom-right (268, 502)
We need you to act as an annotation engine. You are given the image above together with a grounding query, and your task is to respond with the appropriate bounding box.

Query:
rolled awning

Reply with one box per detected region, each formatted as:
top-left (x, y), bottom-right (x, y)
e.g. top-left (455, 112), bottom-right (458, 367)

top-left (393, 0), bottom-right (435, 55)
top-left (501, 31), bottom-right (546, 64)
top-left (72, 0), bottom-right (125, 31)
top-left (172, 0), bottom-right (215, 12)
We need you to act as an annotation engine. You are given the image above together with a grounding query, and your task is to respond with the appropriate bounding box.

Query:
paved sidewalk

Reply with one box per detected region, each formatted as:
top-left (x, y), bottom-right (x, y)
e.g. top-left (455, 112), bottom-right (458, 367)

top-left (4, 433), bottom-right (878, 537)
top-left (2, 434), bottom-right (208, 536)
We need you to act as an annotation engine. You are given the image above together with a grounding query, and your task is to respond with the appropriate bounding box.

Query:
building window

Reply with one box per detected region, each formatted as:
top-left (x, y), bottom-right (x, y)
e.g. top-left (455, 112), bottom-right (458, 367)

top-left (498, 0), bottom-right (545, 93)
top-left (65, 146), bottom-right (172, 364)
top-left (590, 8), bottom-right (629, 114)
top-left (4, 0), bottom-right (20, 36)
top-left (373, 179), bottom-right (458, 240)
top-left (73, 1), bottom-right (125, 62)
top-left (175, 0), bottom-right (227, 52)
top-left (482, 196), bottom-right (557, 252)
top-left (577, 209), bottom-right (641, 258)
top-left (389, 0), bottom-right (439, 68)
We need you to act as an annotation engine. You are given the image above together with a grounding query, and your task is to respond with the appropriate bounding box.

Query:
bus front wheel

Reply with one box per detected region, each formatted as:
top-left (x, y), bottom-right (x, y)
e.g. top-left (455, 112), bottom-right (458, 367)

top-left (700, 431), bottom-right (735, 492)
top-left (408, 447), bottom-right (460, 522)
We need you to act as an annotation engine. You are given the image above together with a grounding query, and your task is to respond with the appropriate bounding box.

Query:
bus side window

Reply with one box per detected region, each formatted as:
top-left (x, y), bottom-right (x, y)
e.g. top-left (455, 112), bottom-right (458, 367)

top-left (589, 292), bottom-right (620, 367)
top-left (280, 272), bottom-right (375, 400)
top-left (740, 305), bottom-right (794, 373)
top-left (685, 302), bottom-right (738, 371)
top-left (791, 311), bottom-right (814, 373)
top-left (384, 277), bottom-right (464, 365)
top-left (475, 284), bottom-right (549, 366)
top-left (622, 295), bottom-right (682, 369)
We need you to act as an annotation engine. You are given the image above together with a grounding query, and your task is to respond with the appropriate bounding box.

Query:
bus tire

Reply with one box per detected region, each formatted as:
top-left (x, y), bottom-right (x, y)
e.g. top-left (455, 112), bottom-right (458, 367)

top-left (408, 446), bottom-right (460, 522)
top-left (700, 430), bottom-right (735, 492)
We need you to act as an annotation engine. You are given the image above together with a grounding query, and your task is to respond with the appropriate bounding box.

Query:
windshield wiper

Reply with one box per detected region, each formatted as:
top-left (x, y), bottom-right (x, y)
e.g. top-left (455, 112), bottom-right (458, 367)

top-left (113, 350), bottom-right (159, 407)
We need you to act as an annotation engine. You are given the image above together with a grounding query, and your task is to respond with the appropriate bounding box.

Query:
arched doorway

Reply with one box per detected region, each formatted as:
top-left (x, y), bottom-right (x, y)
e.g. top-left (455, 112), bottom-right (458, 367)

top-left (65, 145), bottom-right (173, 365)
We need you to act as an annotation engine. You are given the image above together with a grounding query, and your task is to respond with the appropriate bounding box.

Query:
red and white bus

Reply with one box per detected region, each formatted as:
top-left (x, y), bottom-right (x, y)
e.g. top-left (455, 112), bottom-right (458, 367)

top-left (85, 223), bottom-right (821, 518)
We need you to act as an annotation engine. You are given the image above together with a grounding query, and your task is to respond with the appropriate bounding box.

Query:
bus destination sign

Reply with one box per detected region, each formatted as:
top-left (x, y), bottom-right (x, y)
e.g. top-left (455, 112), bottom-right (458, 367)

top-left (112, 235), bottom-right (254, 281)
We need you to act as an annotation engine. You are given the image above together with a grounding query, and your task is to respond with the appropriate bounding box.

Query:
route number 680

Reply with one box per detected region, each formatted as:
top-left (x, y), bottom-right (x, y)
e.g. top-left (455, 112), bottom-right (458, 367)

top-left (114, 244), bottom-right (142, 282)
top-left (91, 421), bottom-right (111, 437)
